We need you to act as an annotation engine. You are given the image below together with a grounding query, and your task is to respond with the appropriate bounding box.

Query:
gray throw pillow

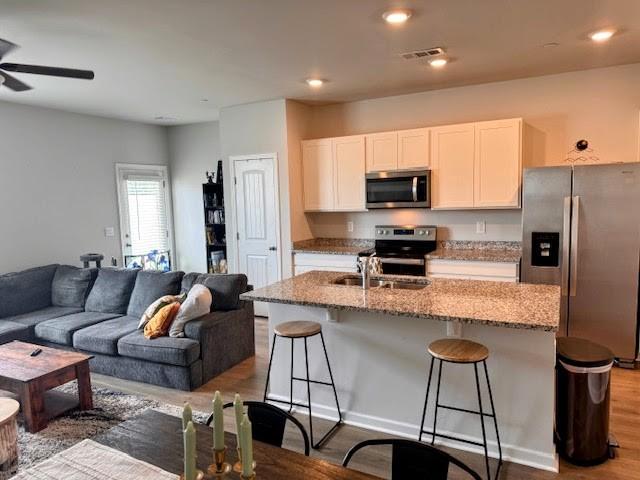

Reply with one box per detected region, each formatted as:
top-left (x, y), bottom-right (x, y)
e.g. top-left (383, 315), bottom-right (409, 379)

top-left (0, 264), bottom-right (58, 318)
top-left (85, 268), bottom-right (140, 314)
top-left (194, 273), bottom-right (247, 311)
top-left (51, 265), bottom-right (98, 308)
top-left (127, 270), bottom-right (185, 318)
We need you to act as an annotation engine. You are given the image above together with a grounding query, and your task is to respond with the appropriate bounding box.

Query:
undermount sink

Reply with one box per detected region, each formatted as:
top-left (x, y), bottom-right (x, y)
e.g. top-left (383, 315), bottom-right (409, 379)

top-left (332, 275), bottom-right (428, 290)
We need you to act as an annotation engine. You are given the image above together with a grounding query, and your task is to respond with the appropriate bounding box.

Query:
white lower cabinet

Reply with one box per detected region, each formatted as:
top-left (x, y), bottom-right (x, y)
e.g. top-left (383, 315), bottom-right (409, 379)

top-left (293, 253), bottom-right (359, 276)
top-left (427, 259), bottom-right (520, 282)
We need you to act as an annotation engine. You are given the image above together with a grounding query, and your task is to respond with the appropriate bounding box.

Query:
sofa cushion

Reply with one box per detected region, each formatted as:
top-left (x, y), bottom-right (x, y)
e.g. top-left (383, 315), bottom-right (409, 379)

top-left (73, 316), bottom-right (139, 355)
top-left (127, 270), bottom-right (184, 318)
top-left (0, 321), bottom-right (31, 343)
top-left (118, 330), bottom-right (201, 367)
top-left (194, 273), bottom-right (248, 311)
top-left (52, 265), bottom-right (98, 308)
top-left (0, 264), bottom-right (58, 318)
top-left (169, 284), bottom-right (212, 338)
top-left (4, 306), bottom-right (83, 335)
top-left (180, 272), bottom-right (200, 295)
top-left (85, 268), bottom-right (139, 314)
top-left (35, 312), bottom-right (121, 346)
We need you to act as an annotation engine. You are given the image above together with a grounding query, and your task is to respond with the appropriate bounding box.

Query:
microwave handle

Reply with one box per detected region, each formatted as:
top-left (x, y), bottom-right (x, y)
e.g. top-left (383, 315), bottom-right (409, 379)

top-left (412, 177), bottom-right (418, 202)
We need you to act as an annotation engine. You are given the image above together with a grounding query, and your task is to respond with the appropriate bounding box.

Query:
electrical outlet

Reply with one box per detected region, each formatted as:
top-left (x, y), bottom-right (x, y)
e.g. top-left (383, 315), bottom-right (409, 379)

top-left (104, 227), bottom-right (115, 237)
top-left (347, 221), bottom-right (354, 233)
top-left (476, 221), bottom-right (486, 234)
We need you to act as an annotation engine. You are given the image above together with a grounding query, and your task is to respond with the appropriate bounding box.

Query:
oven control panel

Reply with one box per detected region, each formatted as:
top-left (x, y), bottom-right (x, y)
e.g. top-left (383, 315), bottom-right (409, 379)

top-left (375, 225), bottom-right (437, 241)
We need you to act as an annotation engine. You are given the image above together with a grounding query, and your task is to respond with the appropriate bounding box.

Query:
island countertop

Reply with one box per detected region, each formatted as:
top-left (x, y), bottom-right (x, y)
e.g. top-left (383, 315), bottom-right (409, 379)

top-left (241, 271), bottom-right (560, 331)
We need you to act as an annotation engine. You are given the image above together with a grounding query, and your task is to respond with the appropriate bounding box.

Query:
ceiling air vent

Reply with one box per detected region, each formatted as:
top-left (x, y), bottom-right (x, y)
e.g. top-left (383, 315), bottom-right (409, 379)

top-left (400, 47), bottom-right (445, 60)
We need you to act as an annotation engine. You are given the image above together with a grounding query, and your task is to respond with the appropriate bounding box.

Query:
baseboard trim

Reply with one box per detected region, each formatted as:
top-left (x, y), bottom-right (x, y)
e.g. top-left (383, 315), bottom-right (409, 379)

top-left (268, 393), bottom-right (559, 473)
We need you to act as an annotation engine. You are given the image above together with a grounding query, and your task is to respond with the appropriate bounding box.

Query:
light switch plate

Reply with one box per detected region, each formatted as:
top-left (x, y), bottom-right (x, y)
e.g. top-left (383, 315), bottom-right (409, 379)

top-left (476, 221), bottom-right (486, 234)
top-left (347, 221), bottom-right (354, 233)
top-left (104, 227), bottom-right (115, 237)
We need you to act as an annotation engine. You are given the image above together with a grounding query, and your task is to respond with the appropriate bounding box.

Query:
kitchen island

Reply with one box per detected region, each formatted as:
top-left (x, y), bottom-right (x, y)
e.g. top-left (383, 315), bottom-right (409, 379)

top-left (241, 271), bottom-right (561, 472)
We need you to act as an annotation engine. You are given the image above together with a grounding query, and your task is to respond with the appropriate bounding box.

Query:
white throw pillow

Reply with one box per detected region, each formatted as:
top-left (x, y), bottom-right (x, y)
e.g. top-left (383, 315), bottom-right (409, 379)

top-left (169, 284), bottom-right (212, 337)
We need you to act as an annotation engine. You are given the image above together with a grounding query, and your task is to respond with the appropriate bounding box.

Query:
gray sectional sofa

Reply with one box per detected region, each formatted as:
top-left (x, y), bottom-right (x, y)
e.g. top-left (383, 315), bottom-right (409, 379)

top-left (0, 265), bottom-right (255, 390)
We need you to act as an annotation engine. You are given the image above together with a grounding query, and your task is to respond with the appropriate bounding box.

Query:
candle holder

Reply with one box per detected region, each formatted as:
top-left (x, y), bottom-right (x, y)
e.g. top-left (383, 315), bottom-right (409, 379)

top-left (207, 447), bottom-right (232, 476)
top-left (179, 470), bottom-right (204, 480)
top-left (233, 447), bottom-right (256, 474)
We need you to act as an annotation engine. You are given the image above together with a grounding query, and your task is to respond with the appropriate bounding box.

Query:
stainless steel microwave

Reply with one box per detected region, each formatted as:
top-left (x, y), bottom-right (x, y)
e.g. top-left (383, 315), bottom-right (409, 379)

top-left (365, 170), bottom-right (431, 209)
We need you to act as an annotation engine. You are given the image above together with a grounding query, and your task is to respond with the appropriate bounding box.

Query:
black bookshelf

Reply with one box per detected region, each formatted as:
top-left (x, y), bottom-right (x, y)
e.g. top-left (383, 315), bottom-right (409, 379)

top-left (203, 181), bottom-right (226, 273)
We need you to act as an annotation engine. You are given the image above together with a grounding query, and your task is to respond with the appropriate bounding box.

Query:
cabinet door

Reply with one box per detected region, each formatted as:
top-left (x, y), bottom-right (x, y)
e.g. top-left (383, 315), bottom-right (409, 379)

top-left (302, 139), bottom-right (334, 211)
top-left (333, 135), bottom-right (366, 211)
top-left (474, 119), bottom-right (522, 208)
top-left (430, 123), bottom-right (475, 209)
top-left (398, 128), bottom-right (430, 170)
top-left (365, 132), bottom-right (398, 172)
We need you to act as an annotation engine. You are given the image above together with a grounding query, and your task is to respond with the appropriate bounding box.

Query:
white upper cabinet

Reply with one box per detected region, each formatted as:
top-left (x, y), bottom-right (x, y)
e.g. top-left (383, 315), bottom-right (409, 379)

top-left (366, 132), bottom-right (398, 172)
top-left (302, 139), bottom-right (334, 211)
top-left (398, 128), bottom-right (430, 170)
top-left (430, 123), bottom-right (476, 209)
top-left (431, 118), bottom-right (522, 209)
top-left (474, 119), bottom-right (522, 208)
top-left (333, 135), bottom-right (366, 211)
top-left (302, 136), bottom-right (365, 212)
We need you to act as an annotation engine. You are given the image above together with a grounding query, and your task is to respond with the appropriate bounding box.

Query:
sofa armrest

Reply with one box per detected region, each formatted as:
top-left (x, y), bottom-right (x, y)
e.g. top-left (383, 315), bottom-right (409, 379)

top-left (184, 297), bottom-right (255, 382)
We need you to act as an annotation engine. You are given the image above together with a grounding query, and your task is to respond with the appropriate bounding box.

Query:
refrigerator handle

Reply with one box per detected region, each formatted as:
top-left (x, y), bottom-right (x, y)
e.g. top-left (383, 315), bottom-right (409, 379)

top-left (569, 196), bottom-right (580, 297)
top-left (561, 196), bottom-right (571, 296)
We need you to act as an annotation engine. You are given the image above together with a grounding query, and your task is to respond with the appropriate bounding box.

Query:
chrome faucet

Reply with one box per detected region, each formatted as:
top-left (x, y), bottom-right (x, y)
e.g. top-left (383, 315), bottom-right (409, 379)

top-left (359, 256), bottom-right (370, 290)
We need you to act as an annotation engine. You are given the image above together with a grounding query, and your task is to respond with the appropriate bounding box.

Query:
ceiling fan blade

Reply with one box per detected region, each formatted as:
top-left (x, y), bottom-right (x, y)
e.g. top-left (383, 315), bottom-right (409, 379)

top-left (0, 63), bottom-right (94, 80)
top-left (0, 38), bottom-right (18, 60)
top-left (0, 72), bottom-right (32, 91)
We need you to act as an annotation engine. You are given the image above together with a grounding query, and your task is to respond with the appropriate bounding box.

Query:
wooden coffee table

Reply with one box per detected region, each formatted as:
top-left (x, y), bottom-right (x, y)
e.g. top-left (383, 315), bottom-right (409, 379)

top-left (0, 341), bottom-right (93, 433)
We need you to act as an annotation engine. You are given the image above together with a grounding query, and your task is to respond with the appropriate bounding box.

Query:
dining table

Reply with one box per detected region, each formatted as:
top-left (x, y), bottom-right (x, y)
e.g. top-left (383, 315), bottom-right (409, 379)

top-left (94, 409), bottom-right (382, 479)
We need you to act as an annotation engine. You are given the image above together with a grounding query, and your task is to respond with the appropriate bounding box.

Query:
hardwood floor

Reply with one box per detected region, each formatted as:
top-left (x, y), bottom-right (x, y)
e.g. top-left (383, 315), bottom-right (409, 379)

top-left (94, 317), bottom-right (640, 479)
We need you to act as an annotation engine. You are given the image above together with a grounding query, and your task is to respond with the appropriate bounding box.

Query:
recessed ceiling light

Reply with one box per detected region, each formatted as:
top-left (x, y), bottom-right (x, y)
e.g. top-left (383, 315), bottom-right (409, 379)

top-left (201, 98), bottom-right (209, 102)
top-left (154, 116), bottom-right (177, 121)
top-left (589, 29), bottom-right (615, 42)
top-left (543, 42), bottom-right (560, 48)
top-left (429, 58), bottom-right (448, 68)
top-left (306, 78), bottom-right (324, 88)
top-left (382, 9), bottom-right (412, 25)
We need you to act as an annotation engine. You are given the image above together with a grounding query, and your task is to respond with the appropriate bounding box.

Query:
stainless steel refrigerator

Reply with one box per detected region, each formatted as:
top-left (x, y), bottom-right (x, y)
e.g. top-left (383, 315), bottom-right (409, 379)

top-left (522, 163), bottom-right (640, 364)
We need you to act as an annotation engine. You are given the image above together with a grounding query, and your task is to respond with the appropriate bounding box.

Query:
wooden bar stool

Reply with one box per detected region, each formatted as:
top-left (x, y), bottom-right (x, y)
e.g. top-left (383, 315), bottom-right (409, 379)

top-left (0, 399), bottom-right (20, 480)
top-left (418, 339), bottom-right (503, 480)
top-left (263, 320), bottom-right (342, 449)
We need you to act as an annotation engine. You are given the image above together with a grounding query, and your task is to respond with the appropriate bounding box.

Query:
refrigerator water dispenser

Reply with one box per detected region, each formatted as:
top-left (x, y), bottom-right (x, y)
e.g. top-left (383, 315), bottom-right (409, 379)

top-left (531, 232), bottom-right (559, 267)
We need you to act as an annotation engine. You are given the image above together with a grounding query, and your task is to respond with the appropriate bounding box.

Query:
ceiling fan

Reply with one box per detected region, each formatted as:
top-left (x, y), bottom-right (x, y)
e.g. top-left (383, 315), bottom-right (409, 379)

top-left (0, 38), bottom-right (94, 92)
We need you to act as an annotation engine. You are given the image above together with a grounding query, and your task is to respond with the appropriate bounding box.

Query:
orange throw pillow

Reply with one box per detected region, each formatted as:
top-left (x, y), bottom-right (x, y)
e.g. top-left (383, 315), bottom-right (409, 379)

top-left (144, 302), bottom-right (181, 339)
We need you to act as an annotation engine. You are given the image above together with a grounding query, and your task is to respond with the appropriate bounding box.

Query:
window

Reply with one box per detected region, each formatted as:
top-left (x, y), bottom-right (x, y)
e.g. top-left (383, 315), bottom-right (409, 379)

top-left (116, 164), bottom-right (174, 271)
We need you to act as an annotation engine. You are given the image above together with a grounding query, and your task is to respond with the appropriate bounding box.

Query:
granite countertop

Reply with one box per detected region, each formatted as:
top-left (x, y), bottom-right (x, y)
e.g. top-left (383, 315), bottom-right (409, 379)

top-left (292, 238), bottom-right (373, 256)
top-left (426, 241), bottom-right (522, 263)
top-left (241, 271), bottom-right (560, 332)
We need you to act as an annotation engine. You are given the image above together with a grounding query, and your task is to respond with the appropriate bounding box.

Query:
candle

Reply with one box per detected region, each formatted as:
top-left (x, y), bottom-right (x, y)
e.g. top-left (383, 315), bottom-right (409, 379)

top-left (184, 421), bottom-right (196, 480)
top-left (182, 403), bottom-right (193, 431)
top-left (212, 391), bottom-right (224, 451)
top-left (240, 413), bottom-right (254, 477)
top-left (233, 393), bottom-right (244, 445)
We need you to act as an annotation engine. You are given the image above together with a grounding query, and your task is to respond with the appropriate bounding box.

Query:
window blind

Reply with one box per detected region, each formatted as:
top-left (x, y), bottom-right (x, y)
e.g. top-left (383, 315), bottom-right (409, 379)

top-left (125, 176), bottom-right (169, 256)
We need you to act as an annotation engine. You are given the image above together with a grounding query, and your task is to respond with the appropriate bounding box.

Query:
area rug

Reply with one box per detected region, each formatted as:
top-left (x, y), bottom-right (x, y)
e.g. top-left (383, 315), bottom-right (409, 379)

top-left (14, 382), bottom-right (208, 471)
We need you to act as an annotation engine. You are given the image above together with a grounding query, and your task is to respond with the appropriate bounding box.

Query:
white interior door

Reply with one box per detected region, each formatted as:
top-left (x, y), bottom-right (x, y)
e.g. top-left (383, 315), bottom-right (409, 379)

top-left (234, 155), bottom-right (280, 316)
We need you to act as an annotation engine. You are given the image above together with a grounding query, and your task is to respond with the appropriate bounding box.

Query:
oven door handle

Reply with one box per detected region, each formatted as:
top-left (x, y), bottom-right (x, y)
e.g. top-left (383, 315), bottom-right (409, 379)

top-left (379, 257), bottom-right (425, 265)
top-left (412, 177), bottom-right (418, 202)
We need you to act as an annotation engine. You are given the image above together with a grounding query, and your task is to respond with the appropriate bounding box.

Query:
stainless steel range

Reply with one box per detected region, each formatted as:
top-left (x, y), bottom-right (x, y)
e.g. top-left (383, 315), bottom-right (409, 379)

top-left (359, 225), bottom-right (437, 276)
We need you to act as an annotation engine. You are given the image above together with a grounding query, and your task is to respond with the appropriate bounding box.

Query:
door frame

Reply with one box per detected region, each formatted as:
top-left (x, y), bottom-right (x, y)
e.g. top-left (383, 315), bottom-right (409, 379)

top-left (230, 153), bottom-right (283, 282)
top-left (114, 163), bottom-right (176, 269)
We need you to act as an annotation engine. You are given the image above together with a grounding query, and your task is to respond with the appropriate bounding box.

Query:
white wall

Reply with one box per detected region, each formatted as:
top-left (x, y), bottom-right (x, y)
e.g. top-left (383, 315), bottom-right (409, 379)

top-left (167, 121), bottom-right (220, 273)
top-left (305, 63), bottom-right (640, 240)
top-left (0, 101), bottom-right (168, 274)
top-left (219, 99), bottom-right (293, 277)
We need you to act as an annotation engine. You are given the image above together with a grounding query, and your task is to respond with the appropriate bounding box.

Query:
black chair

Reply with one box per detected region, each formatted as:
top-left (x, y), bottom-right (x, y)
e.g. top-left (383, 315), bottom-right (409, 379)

top-left (205, 400), bottom-right (310, 456)
top-left (342, 439), bottom-right (482, 480)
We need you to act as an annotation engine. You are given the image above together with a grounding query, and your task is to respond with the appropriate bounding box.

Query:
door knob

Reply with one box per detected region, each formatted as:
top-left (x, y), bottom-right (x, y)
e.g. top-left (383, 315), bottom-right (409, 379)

top-left (269, 246), bottom-right (277, 251)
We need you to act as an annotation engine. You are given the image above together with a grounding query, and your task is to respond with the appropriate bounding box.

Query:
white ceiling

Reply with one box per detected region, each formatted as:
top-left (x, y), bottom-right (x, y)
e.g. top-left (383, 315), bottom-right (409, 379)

top-left (0, 0), bottom-right (639, 125)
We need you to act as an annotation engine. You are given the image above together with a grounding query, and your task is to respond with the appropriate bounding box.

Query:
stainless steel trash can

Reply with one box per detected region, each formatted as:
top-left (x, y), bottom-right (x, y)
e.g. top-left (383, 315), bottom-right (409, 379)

top-left (555, 337), bottom-right (614, 465)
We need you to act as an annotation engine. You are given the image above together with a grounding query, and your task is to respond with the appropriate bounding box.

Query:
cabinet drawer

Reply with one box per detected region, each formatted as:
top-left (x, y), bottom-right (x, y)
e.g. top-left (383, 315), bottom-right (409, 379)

top-left (427, 259), bottom-right (519, 281)
top-left (294, 253), bottom-right (359, 269)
